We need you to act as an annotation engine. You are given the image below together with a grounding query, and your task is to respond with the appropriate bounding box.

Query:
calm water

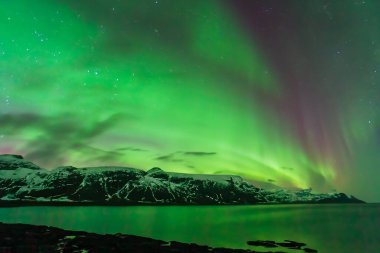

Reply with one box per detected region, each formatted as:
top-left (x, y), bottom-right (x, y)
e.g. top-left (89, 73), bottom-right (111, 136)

top-left (0, 204), bottom-right (378, 253)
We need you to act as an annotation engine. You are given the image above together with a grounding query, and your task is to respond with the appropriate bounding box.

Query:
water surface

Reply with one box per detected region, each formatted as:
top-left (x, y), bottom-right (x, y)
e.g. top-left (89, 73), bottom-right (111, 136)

top-left (0, 204), bottom-right (378, 253)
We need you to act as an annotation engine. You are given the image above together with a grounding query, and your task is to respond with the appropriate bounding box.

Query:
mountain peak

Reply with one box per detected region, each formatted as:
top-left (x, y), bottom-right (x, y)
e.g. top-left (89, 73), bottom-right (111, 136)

top-left (0, 154), bottom-right (24, 160)
top-left (0, 154), bottom-right (41, 170)
top-left (146, 167), bottom-right (169, 179)
top-left (147, 167), bottom-right (164, 174)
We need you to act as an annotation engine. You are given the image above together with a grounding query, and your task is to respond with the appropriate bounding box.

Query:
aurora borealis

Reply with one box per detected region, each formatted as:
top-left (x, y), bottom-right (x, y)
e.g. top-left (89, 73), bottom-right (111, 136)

top-left (1, 0), bottom-right (379, 202)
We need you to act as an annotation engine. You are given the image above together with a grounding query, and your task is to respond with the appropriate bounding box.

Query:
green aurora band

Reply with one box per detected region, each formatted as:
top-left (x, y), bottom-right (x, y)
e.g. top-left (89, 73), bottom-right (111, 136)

top-left (1, 0), bottom-right (380, 201)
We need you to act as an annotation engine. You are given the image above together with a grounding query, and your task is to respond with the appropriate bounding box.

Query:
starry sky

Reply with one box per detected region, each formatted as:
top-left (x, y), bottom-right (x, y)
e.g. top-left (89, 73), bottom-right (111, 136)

top-left (1, 0), bottom-right (379, 202)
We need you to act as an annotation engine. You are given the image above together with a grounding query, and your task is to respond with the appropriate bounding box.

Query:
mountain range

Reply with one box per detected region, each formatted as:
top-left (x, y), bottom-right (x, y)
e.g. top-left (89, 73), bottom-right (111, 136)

top-left (0, 154), bottom-right (363, 205)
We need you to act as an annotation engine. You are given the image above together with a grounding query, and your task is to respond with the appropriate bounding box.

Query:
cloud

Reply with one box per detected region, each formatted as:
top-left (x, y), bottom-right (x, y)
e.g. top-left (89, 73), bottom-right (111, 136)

top-left (154, 151), bottom-right (217, 164)
top-left (0, 113), bottom-right (42, 131)
top-left (155, 153), bottom-right (183, 163)
top-left (182, 151), bottom-right (217, 156)
top-left (0, 113), bottom-right (128, 167)
top-left (115, 147), bottom-right (148, 152)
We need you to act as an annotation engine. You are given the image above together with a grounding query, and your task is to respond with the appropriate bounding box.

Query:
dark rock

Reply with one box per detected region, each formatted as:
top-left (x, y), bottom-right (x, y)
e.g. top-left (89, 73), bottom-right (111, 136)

top-left (0, 222), bottom-right (280, 253)
top-left (277, 240), bottom-right (306, 249)
top-left (303, 248), bottom-right (318, 252)
top-left (247, 239), bottom-right (318, 253)
top-left (0, 222), bottom-right (321, 253)
top-left (284, 240), bottom-right (306, 246)
top-left (247, 240), bottom-right (278, 248)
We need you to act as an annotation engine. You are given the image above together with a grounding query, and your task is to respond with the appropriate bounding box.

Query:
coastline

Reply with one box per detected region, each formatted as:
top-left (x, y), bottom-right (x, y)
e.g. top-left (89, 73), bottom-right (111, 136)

top-left (0, 222), bottom-right (318, 253)
top-left (0, 199), bottom-right (366, 207)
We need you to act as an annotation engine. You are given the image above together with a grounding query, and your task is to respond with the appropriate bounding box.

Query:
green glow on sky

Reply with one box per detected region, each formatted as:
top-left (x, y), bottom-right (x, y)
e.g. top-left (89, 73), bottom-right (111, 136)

top-left (2, 0), bottom-right (380, 201)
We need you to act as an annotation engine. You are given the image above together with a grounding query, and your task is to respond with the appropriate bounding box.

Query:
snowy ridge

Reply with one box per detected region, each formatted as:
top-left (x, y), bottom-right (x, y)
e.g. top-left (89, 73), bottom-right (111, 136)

top-left (0, 154), bottom-right (364, 205)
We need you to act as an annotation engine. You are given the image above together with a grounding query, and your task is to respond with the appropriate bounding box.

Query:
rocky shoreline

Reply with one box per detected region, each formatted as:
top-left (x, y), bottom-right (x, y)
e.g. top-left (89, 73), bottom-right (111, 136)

top-left (0, 222), bottom-right (318, 253)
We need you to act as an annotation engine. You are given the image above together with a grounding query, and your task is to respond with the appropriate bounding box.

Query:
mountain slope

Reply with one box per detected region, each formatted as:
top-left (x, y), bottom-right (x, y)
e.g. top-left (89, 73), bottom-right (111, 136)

top-left (0, 154), bottom-right (364, 205)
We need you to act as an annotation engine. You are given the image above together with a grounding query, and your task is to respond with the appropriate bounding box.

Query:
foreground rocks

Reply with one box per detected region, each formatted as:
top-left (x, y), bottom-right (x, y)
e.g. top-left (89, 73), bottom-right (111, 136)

top-left (247, 240), bottom-right (318, 252)
top-left (0, 154), bottom-right (364, 205)
top-left (0, 222), bottom-right (318, 253)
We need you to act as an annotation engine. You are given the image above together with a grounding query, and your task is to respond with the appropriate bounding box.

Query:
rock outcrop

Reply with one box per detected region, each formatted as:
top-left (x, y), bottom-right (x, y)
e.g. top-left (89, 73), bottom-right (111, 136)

top-left (0, 222), bottom-right (319, 253)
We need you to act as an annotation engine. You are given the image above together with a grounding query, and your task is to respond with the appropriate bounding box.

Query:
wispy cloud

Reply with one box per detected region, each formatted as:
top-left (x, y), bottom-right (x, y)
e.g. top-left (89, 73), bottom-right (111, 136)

top-left (182, 151), bottom-right (217, 156)
top-left (154, 151), bottom-right (217, 163)
top-left (0, 113), bottom-right (129, 167)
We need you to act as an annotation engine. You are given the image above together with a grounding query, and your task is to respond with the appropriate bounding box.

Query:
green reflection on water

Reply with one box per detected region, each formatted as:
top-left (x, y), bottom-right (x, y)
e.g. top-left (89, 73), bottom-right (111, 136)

top-left (0, 204), bottom-right (378, 253)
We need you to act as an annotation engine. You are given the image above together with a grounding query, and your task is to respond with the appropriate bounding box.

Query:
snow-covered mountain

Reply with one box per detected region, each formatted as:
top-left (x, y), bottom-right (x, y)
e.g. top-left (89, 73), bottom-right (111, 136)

top-left (0, 154), bottom-right (363, 205)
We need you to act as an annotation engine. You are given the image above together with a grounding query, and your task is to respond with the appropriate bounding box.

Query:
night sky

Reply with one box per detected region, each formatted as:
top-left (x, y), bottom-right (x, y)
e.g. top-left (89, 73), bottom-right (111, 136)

top-left (1, 0), bottom-right (379, 202)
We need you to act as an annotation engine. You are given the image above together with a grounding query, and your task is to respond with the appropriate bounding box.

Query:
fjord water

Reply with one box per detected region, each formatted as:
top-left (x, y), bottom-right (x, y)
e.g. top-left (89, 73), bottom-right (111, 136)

top-left (0, 204), bottom-right (378, 253)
